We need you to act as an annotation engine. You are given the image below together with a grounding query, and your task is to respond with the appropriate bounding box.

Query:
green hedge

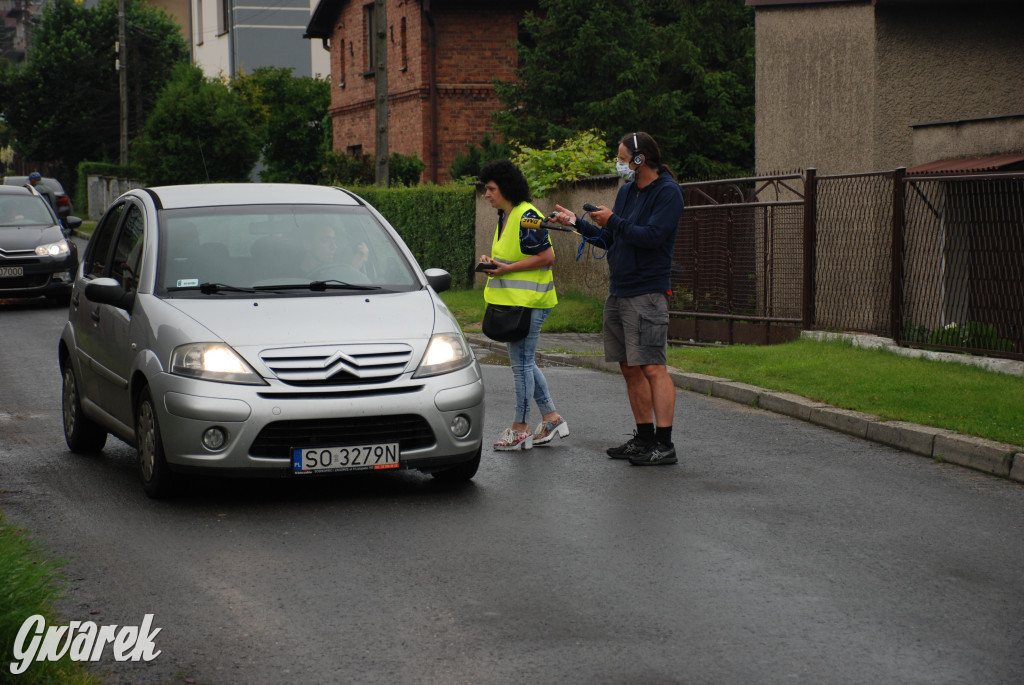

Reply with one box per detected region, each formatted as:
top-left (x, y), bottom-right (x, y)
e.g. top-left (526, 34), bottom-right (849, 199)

top-left (345, 184), bottom-right (476, 288)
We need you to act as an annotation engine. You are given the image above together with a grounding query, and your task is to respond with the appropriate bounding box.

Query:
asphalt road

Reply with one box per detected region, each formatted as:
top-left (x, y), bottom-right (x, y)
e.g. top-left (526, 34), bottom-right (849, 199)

top-left (1, 297), bottom-right (1022, 684)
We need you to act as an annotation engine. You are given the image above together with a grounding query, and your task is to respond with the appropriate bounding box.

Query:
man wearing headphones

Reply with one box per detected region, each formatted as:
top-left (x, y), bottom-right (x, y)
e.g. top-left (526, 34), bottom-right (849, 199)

top-left (550, 132), bottom-right (685, 466)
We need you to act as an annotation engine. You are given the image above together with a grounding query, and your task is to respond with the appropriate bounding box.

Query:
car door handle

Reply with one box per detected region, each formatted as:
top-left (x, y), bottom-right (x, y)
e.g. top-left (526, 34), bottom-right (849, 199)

top-left (71, 293), bottom-right (79, 308)
top-left (89, 308), bottom-right (101, 323)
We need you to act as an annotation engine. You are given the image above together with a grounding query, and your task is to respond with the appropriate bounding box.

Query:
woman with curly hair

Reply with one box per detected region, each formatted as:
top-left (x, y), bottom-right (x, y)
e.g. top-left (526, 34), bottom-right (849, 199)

top-left (478, 160), bottom-right (570, 451)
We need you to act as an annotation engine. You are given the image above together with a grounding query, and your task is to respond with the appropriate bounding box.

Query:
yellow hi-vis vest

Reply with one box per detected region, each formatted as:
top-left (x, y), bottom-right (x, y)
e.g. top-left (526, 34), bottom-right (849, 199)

top-left (484, 202), bottom-right (558, 309)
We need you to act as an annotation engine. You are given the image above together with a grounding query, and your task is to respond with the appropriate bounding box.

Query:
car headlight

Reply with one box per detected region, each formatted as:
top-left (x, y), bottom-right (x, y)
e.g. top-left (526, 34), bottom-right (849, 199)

top-left (170, 343), bottom-right (266, 385)
top-left (35, 239), bottom-right (70, 257)
top-left (413, 333), bottom-right (473, 378)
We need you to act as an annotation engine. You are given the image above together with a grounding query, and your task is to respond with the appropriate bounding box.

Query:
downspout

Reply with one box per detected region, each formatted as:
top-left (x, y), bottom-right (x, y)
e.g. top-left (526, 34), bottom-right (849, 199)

top-left (424, 0), bottom-right (438, 183)
top-left (228, 0), bottom-right (236, 77)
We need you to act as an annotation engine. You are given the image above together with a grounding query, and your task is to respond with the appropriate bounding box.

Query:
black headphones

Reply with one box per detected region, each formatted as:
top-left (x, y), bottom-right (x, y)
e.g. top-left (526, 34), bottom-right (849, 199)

top-left (630, 133), bottom-right (644, 166)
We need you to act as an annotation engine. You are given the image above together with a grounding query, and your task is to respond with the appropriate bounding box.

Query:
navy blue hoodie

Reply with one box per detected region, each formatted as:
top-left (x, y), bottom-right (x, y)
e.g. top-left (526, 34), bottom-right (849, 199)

top-left (576, 172), bottom-right (685, 298)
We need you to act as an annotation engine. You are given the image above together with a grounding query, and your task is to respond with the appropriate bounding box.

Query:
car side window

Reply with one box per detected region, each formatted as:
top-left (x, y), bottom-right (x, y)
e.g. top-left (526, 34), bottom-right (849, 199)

top-left (111, 205), bottom-right (145, 292)
top-left (85, 202), bottom-right (127, 278)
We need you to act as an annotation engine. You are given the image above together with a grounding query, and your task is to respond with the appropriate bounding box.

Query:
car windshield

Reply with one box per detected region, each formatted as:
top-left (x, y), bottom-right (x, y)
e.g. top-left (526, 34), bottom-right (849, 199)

top-left (0, 196), bottom-right (56, 226)
top-left (157, 204), bottom-right (421, 296)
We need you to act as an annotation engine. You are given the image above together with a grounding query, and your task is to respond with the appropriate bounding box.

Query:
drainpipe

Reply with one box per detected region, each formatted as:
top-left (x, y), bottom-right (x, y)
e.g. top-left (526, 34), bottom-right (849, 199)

top-left (228, 0), bottom-right (236, 77)
top-left (424, 0), bottom-right (439, 183)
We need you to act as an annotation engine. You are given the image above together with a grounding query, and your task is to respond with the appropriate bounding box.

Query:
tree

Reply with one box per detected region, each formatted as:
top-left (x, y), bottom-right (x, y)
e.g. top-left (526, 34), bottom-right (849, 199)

top-left (0, 0), bottom-right (188, 181)
top-left (231, 67), bottom-right (331, 184)
top-left (132, 64), bottom-right (259, 185)
top-left (492, 0), bottom-right (754, 179)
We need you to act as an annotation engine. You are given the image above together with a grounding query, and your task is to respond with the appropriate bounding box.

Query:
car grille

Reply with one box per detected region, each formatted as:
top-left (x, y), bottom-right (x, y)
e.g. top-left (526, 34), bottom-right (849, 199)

top-left (0, 250), bottom-right (39, 261)
top-left (260, 343), bottom-right (414, 386)
top-left (249, 414), bottom-right (436, 458)
top-left (257, 385), bottom-right (425, 401)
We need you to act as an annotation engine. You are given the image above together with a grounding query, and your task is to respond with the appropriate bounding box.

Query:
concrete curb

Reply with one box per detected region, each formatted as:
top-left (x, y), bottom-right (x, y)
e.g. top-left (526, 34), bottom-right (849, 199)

top-left (466, 334), bottom-right (1024, 485)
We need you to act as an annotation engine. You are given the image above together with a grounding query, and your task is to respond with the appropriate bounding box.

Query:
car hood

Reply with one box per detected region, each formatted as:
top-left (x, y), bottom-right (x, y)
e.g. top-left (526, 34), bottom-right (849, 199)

top-left (162, 289), bottom-right (439, 348)
top-left (0, 225), bottom-right (63, 249)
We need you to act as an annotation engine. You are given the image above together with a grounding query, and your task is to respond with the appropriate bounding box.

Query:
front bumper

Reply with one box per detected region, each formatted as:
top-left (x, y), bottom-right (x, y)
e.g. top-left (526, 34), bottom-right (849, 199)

top-left (0, 256), bottom-right (76, 298)
top-left (148, 362), bottom-right (485, 476)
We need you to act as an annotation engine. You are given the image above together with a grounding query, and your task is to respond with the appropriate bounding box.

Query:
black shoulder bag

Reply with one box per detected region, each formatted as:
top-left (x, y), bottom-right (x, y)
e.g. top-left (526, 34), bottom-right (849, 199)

top-left (482, 304), bottom-right (531, 342)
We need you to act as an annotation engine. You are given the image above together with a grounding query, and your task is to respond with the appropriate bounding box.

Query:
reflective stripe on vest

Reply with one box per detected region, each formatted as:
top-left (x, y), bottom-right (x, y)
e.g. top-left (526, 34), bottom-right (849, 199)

top-left (484, 202), bottom-right (558, 308)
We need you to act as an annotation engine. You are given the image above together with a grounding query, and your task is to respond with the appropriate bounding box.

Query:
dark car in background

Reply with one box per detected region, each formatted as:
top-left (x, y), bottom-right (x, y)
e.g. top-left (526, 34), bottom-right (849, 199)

top-left (0, 185), bottom-right (81, 304)
top-left (3, 175), bottom-right (74, 223)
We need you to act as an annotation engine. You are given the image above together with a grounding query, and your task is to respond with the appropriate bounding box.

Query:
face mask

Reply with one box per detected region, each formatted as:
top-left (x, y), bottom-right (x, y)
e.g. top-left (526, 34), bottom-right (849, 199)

top-left (616, 160), bottom-right (635, 182)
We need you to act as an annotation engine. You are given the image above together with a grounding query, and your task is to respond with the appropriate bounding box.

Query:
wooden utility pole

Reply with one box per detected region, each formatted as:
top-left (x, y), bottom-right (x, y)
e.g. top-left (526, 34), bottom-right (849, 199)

top-left (374, 0), bottom-right (389, 186)
top-left (117, 0), bottom-right (128, 165)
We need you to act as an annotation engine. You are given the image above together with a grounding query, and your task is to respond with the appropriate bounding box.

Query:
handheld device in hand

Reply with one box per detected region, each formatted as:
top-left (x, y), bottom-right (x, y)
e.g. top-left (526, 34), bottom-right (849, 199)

top-left (474, 261), bottom-right (498, 273)
top-left (583, 203), bottom-right (600, 212)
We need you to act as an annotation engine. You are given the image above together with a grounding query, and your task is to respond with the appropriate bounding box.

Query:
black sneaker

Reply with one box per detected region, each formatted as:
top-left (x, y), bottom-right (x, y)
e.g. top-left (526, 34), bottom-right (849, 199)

top-left (628, 441), bottom-right (678, 466)
top-left (606, 432), bottom-right (652, 459)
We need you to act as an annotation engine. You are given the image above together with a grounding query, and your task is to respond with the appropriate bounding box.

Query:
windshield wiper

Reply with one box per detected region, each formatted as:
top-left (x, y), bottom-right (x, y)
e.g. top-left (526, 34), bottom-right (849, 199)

top-left (252, 280), bottom-right (381, 292)
top-left (167, 282), bottom-right (257, 294)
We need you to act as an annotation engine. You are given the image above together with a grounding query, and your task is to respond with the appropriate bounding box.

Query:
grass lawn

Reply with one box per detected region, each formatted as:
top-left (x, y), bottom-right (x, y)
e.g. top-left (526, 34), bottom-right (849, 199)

top-left (439, 288), bottom-right (1024, 447)
top-left (0, 515), bottom-right (103, 684)
top-left (667, 339), bottom-right (1024, 448)
top-left (440, 287), bottom-right (604, 333)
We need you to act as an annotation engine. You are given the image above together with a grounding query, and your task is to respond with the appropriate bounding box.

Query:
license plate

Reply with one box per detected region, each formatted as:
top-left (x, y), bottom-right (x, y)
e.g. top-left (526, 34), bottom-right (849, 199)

top-left (292, 442), bottom-right (400, 474)
top-left (0, 266), bottom-right (24, 278)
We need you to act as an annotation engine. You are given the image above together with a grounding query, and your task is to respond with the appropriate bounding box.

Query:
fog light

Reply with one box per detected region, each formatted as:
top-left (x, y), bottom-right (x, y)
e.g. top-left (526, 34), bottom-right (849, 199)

top-left (449, 415), bottom-right (471, 438)
top-left (202, 427), bottom-right (227, 451)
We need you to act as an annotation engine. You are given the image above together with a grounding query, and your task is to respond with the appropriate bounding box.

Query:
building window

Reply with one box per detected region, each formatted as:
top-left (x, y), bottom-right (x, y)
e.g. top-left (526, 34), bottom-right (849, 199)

top-left (347, 144), bottom-right (363, 157)
top-left (337, 38), bottom-right (346, 88)
top-left (217, 0), bottom-right (230, 36)
top-left (196, 0), bottom-right (204, 45)
top-left (363, 3), bottom-right (375, 76)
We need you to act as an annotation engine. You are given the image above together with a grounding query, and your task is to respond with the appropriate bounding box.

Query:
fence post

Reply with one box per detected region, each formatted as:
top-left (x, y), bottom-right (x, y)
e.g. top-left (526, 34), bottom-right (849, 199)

top-left (802, 168), bottom-right (817, 330)
top-left (891, 167), bottom-right (906, 342)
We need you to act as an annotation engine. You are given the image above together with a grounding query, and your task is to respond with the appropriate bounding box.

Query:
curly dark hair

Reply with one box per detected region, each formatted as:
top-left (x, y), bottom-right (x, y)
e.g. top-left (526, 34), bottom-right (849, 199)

top-left (478, 159), bottom-right (531, 205)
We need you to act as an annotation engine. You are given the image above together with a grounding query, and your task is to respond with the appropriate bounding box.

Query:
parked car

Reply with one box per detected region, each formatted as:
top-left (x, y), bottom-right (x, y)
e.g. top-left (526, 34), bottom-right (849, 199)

top-left (0, 185), bottom-right (81, 303)
top-left (58, 183), bottom-right (484, 497)
top-left (3, 175), bottom-right (74, 223)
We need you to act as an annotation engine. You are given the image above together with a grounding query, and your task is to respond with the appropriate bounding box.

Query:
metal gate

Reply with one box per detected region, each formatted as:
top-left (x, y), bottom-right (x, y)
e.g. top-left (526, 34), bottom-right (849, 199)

top-left (672, 170), bottom-right (1024, 360)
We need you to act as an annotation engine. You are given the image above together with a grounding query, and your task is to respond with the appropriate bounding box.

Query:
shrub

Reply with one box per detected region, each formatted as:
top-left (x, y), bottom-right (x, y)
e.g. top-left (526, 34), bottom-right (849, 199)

top-left (511, 129), bottom-right (613, 198)
top-left (389, 151), bottom-right (426, 187)
top-left (449, 135), bottom-right (511, 183)
top-left (324, 151), bottom-right (425, 187)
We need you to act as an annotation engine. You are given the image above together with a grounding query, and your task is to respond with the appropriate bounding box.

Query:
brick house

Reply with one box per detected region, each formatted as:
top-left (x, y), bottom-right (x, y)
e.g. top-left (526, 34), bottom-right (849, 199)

top-left (305, 1), bottom-right (536, 183)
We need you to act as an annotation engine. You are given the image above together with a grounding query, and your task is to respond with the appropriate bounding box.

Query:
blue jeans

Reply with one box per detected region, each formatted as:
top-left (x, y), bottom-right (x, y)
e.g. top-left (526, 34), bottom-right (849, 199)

top-left (506, 307), bottom-right (557, 424)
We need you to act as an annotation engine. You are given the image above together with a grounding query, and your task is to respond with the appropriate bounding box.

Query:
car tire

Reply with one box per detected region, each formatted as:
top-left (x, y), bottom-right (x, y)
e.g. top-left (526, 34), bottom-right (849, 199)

top-left (136, 387), bottom-right (176, 498)
top-left (430, 445), bottom-right (481, 482)
top-left (61, 363), bottom-right (107, 453)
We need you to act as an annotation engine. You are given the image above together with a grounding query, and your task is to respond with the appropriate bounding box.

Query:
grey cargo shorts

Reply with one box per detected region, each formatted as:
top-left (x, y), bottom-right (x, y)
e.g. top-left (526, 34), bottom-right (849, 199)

top-left (603, 293), bottom-right (670, 366)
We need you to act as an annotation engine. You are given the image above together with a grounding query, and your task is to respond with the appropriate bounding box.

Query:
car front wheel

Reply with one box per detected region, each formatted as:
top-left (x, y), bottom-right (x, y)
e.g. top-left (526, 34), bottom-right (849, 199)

top-left (136, 388), bottom-right (175, 498)
top-left (62, 363), bottom-right (106, 453)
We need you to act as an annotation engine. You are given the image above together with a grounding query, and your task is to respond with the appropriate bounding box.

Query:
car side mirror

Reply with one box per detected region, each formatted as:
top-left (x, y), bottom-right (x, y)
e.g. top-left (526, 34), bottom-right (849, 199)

top-left (424, 268), bottom-right (451, 293)
top-left (64, 216), bottom-right (83, 231)
top-left (85, 277), bottom-right (135, 311)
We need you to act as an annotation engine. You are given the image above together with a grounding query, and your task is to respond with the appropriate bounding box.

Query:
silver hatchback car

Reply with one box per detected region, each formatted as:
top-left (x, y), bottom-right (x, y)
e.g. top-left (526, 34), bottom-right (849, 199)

top-left (58, 184), bottom-right (484, 497)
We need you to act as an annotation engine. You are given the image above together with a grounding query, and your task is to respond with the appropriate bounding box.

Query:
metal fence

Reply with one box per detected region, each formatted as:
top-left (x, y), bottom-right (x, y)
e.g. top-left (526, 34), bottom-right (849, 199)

top-left (673, 174), bottom-right (806, 345)
top-left (673, 170), bottom-right (1024, 361)
top-left (899, 173), bottom-right (1024, 358)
